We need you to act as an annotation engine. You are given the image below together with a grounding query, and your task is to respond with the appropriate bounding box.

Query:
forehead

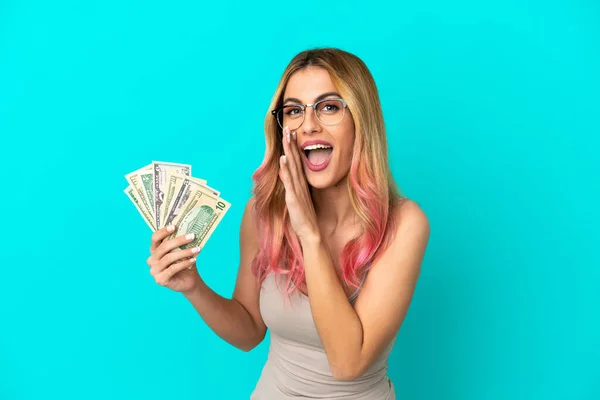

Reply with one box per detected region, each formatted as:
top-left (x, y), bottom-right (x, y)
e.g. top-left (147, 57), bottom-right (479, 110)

top-left (284, 67), bottom-right (337, 101)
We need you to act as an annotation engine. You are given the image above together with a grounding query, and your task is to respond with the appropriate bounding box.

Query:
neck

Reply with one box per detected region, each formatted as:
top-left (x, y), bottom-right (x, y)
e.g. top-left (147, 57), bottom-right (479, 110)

top-left (310, 175), bottom-right (356, 235)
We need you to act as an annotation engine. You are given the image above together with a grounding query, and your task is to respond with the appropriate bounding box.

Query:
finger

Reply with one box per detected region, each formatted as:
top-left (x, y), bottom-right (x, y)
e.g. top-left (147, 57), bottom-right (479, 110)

top-left (279, 154), bottom-right (294, 192)
top-left (149, 244), bottom-right (199, 275)
top-left (154, 232), bottom-right (196, 260)
top-left (158, 245), bottom-right (201, 271)
top-left (281, 125), bottom-right (291, 159)
top-left (154, 257), bottom-right (197, 287)
top-left (279, 156), bottom-right (295, 211)
top-left (289, 129), bottom-right (304, 184)
top-left (150, 224), bottom-right (177, 253)
top-left (282, 126), bottom-right (300, 187)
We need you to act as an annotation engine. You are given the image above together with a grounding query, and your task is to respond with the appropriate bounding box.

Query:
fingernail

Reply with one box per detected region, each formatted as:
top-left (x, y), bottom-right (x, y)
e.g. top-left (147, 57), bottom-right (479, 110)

top-left (282, 155), bottom-right (287, 164)
top-left (191, 246), bottom-right (200, 254)
top-left (292, 130), bottom-right (296, 140)
top-left (287, 132), bottom-right (290, 143)
top-left (167, 225), bottom-right (175, 232)
top-left (185, 233), bottom-right (195, 240)
top-left (189, 257), bottom-right (196, 263)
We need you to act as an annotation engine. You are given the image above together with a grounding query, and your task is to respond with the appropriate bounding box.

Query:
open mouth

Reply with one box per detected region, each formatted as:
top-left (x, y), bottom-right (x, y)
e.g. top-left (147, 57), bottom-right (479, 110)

top-left (301, 140), bottom-right (333, 172)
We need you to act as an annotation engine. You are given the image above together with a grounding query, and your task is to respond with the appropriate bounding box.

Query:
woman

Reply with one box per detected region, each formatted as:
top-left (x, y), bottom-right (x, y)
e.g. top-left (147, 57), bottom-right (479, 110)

top-left (146, 47), bottom-right (430, 399)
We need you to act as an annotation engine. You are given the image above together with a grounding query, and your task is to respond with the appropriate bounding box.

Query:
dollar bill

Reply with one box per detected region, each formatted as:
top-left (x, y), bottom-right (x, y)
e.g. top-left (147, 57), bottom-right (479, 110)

top-left (125, 165), bottom-right (156, 230)
top-left (163, 177), bottom-right (219, 229)
top-left (152, 161), bottom-right (192, 229)
top-left (162, 172), bottom-right (208, 226)
top-left (189, 176), bottom-right (219, 196)
top-left (163, 174), bottom-right (221, 223)
top-left (124, 185), bottom-right (156, 231)
top-left (167, 181), bottom-right (231, 252)
top-left (139, 168), bottom-right (154, 214)
top-left (125, 161), bottom-right (230, 252)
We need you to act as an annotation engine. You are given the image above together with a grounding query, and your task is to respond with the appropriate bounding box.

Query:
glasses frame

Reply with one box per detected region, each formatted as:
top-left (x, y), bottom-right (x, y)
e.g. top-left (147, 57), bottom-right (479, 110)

top-left (271, 97), bottom-right (348, 130)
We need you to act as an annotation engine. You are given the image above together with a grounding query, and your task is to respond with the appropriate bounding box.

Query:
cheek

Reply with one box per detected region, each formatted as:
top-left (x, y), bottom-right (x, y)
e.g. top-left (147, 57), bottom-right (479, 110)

top-left (334, 125), bottom-right (355, 157)
top-left (334, 140), bottom-right (354, 174)
top-left (340, 133), bottom-right (355, 163)
top-left (331, 122), bottom-right (355, 170)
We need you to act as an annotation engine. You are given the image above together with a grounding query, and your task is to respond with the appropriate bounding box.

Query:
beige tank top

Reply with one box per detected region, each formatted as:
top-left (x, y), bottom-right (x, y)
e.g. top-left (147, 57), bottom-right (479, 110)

top-left (250, 272), bottom-right (396, 399)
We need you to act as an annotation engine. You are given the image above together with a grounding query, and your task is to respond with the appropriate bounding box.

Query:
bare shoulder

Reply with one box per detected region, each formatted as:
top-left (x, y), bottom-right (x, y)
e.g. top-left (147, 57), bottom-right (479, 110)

top-left (237, 195), bottom-right (260, 280)
top-left (243, 194), bottom-right (257, 219)
top-left (240, 195), bottom-right (259, 241)
top-left (245, 194), bottom-right (257, 212)
top-left (351, 198), bottom-right (430, 376)
top-left (393, 198), bottom-right (430, 239)
top-left (367, 198), bottom-right (430, 277)
top-left (391, 198), bottom-right (430, 262)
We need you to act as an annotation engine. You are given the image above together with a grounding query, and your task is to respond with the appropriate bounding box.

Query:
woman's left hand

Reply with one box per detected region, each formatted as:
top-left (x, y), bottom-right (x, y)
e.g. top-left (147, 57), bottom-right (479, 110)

top-left (279, 125), bottom-right (320, 242)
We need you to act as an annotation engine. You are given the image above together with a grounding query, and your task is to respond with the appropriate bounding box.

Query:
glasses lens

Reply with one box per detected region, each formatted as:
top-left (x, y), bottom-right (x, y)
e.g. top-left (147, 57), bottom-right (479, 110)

top-left (277, 105), bottom-right (303, 130)
top-left (316, 100), bottom-right (345, 126)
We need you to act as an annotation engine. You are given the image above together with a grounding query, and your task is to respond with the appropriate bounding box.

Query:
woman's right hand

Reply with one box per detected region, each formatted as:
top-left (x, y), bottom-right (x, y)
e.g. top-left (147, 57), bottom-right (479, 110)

top-left (146, 225), bottom-right (203, 294)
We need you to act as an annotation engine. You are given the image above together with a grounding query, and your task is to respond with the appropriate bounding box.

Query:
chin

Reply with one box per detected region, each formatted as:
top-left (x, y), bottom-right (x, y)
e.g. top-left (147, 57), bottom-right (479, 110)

top-left (306, 177), bottom-right (332, 190)
top-left (304, 169), bottom-right (349, 190)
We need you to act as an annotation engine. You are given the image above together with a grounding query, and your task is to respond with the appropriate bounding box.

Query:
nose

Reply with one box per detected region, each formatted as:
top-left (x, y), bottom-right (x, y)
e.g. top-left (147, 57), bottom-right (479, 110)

top-left (299, 105), bottom-right (321, 136)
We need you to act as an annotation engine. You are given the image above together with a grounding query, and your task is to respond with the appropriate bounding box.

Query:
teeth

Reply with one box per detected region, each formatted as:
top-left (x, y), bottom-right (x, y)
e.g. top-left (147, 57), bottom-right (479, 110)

top-left (303, 144), bottom-right (332, 151)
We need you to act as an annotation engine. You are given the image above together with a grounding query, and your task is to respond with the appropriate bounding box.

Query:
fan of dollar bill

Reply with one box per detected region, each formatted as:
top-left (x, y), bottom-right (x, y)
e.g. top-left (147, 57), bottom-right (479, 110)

top-left (124, 161), bottom-right (231, 251)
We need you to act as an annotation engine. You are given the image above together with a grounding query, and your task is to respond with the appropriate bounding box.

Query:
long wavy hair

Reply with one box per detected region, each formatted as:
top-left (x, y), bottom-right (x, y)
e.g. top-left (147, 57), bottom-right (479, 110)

top-left (251, 47), bottom-right (404, 295)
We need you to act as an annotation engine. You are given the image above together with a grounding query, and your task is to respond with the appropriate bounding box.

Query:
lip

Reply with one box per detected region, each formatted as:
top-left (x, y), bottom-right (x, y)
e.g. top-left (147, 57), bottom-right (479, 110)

top-left (300, 139), bottom-right (334, 150)
top-left (300, 139), bottom-right (333, 172)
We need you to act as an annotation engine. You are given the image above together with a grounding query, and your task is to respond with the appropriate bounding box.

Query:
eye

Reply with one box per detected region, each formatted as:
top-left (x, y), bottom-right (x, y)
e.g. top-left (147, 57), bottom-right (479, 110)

top-left (283, 105), bottom-right (303, 118)
top-left (317, 100), bottom-right (342, 114)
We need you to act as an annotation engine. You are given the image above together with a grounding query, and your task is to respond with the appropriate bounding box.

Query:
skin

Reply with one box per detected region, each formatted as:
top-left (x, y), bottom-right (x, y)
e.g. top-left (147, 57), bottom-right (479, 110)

top-left (146, 66), bottom-right (430, 381)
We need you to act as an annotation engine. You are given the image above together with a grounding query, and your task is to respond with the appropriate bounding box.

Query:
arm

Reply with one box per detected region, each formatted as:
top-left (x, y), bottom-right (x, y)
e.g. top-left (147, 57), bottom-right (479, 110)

top-left (302, 201), bottom-right (430, 380)
top-left (183, 196), bottom-right (267, 352)
top-left (277, 126), bottom-right (430, 379)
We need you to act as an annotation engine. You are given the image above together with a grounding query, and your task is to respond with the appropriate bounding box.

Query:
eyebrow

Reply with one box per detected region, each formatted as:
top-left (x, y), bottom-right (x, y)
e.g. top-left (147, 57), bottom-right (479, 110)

top-left (283, 91), bottom-right (341, 105)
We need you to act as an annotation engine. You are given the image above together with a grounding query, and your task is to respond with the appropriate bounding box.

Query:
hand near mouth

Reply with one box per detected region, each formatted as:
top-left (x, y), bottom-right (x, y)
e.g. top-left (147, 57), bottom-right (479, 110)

top-left (278, 125), bottom-right (320, 243)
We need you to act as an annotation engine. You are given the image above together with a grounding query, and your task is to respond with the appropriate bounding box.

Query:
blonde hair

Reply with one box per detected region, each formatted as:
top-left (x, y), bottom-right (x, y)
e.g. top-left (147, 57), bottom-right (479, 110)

top-left (251, 47), bottom-right (404, 293)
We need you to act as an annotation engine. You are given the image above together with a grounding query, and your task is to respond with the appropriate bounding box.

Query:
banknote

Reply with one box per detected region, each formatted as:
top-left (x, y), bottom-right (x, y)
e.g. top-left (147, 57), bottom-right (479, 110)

top-left (163, 176), bottom-right (221, 229)
top-left (139, 168), bottom-right (155, 214)
top-left (167, 181), bottom-right (231, 252)
top-left (162, 172), bottom-right (207, 226)
top-left (189, 176), bottom-right (220, 196)
top-left (152, 161), bottom-right (192, 229)
top-left (124, 161), bottom-right (230, 253)
top-left (125, 165), bottom-right (156, 231)
top-left (124, 185), bottom-right (156, 232)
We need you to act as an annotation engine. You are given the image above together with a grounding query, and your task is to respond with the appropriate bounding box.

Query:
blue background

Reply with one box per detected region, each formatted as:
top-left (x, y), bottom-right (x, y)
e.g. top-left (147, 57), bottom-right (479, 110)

top-left (1, 1), bottom-right (598, 399)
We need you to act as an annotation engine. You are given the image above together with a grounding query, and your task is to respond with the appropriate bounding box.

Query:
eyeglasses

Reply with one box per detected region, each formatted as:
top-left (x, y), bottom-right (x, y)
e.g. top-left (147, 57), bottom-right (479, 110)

top-left (271, 98), bottom-right (348, 131)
